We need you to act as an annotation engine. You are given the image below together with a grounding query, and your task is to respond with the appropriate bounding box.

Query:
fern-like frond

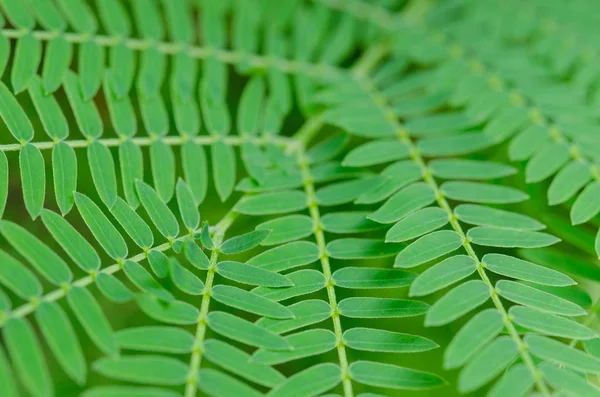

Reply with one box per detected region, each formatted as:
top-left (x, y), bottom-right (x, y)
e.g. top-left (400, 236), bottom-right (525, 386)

top-left (1, 0), bottom-right (599, 396)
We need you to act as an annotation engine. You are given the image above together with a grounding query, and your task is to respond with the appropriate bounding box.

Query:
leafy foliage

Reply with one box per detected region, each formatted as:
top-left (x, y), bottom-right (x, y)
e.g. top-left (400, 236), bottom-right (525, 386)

top-left (0, 0), bottom-right (599, 397)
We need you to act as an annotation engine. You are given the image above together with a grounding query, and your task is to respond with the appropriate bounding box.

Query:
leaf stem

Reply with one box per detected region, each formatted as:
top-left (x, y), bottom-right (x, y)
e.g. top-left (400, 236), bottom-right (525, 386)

top-left (184, 208), bottom-right (239, 397)
top-left (294, 145), bottom-right (354, 397)
top-left (0, 134), bottom-right (293, 153)
top-left (0, 28), bottom-right (343, 80)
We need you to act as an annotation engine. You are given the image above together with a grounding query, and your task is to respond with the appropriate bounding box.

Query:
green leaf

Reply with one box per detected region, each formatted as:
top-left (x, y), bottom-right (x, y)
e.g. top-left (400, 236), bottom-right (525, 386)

top-left (344, 327), bottom-right (438, 353)
top-left (211, 285), bottom-right (294, 318)
top-left (510, 306), bottom-right (596, 339)
top-left (116, 326), bottom-right (194, 354)
top-left (425, 280), bottom-right (491, 326)
top-left (184, 239), bottom-right (210, 270)
top-left (119, 140), bottom-right (143, 208)
top-left (322, 211), bottom-right (383, 234)
top-left (103, 79), bottom-right (136, 137)
top-left (468, 227), bottom-right (559, 248)
top-left (0, 0), bottom-right (35, 29)
top-left (548, 161), bottom-right (592, 205)
top-left (212, 141), bottom-right (236, 201)
top-left (41, 38), bottom-right (72, 94)
top-left (571, 182), bottom-right (600, 225)
top-left (496, 280), bottom-right (585, 316)
top-left (418, 132), bottom-right (494, 157)
top-left (0, 81), bottom-right (33, 142)
top-left (342, 139), bottom-right (409, 167)
top-left (175, 179), bottom-right (199, 232)
top-left (11, 34), bottom-right (41, 94)
top-left (135, 180), bottom-right (179, 239)
top-left (252, 329), bottom-right (336, 365)
top-left (316, 177), bottom-right (383, 206)
top-left (482, 253), bottom-right (575, 286)
top-left (0, 220), bottom-right (72, 285)
top-left (332, 267), bottom-right (415, 289)
top-left (64, 70), bottom-right (103, 138)
top-left (349, 361), bottom-right (445, 390)
top-left (395, 230), bottom-right (463, 268)
top-left (35, 301), bottom-right (86, 384)
top-left (170, 258), bottom-right (204, 295)
top-left (356, 162), bottom-right (422, 205)
top-left (0, 344), bottom-right (18, 397)
top-left (454, 204), bottom-right (544, 230)
top-left (237, 76), bottom-right (264, 134)
top-left (487, 364), bottom-right (534, 397)
top-left (0, 249), bottom-right (41, 299)
top-left (339, 297), bottom-right (429, 318)
top-left (525, 142), bottom-right (570, 183)
top-left (150, 140), bottom-right (175, 202)
top-left (207, 311), bottom-right (291, 350)
top-left (110, 197), bottom-right (154, 249)
top-left (93, 355), bottom-right (187, 386)
top-left (181, 141), bottom-right (208, 205)
top-left (429, 159), bottom-right (515, 180)
top-left (327, 238), bottom-right (402, 259)
top-left (52, 142), bottom-right (77, 215)
top-left (368, 182), bottom-right (435, 224)
top-left (87, 141), bottom-right (117, 208)
top-left (77, 42), bottom-right (104, 100)
top-left (307, 133), bottom-right (349, 163)
top-left (444, 309), bottom-right (504, 369)
top-left (256, 215), bottom-right (314, 245)
top-left (203, 339), bottom-right (285, 388)
top-left (235, 190), bottom-right (308, 215)
top-left (256, 299), bottom-right (331, 334)
top-left (41, 209), bottom-right (100, 272)
top-left (508, 124), bottom-right (548, 161)
top-left (248, 241), bottom-right (320, 272)
top-left (75, 193), bottom-right (128, 260)
top-left (526, 335), bottom-right (600, 374)
top-left (539, 362), bottom-right (600, 397)
top-left (198, 369), bottom-right (263, 397)
top-left (3, 318), bottom-right (53, 397)
top-left (136, 295), bottom-right (199, 325)
top-left (458, 336), bottom-right (518, 393)
top-left (28, 75), bottom-right (68, 139)
top-left (67, 286), bottom-right (118, 356)
top-left (386, 207), bottom-right (449, 242)
top-left (409, 255), bottom-right (477, 297)
top-left (95, 273), bottom-right (134, 303)
top-left (108, 44), bottom-right (135, 98)
top-left (441, 181), bottom-right (528, 204)
top-left (123, 260), bottom-right (173, 301)
top-left (252, 269), bottom-right (325, 301)
top-left (220, 230), bottom-right (270, 254)
top-left (19, 143), bottom-right (46, 219)
top-left (140, 96), bottom-right (168, 137)
top-left (200, 221), bottom-right (214, 249)
top-left (267, 363), bottom-right (341, 397)
top-left (216, 261), bottom-right (292, 287)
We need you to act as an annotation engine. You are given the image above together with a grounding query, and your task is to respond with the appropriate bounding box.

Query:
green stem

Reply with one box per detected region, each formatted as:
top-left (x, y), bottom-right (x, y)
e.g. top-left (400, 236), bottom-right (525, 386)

top-left (351, 41), bottom-right (390, 78)
top-left (295, 146), bottom-right (354, 397)
top-left (355, 74), bottom-right (552, 397)
top-left (184, 209), bottom-right (239, 397)
top-left (0, 28), bottom-right (343, 80)
top-left (0, 133), bottom-right (293, 153)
